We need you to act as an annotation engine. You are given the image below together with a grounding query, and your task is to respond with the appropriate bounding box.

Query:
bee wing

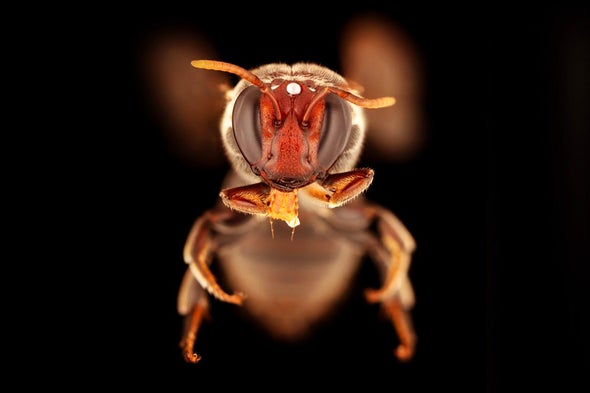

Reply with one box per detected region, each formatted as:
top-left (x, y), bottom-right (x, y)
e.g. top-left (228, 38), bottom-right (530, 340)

top-left (139, 28), bottom-right (230, 167)
top-left (340, 14), bottom-right (425, 162)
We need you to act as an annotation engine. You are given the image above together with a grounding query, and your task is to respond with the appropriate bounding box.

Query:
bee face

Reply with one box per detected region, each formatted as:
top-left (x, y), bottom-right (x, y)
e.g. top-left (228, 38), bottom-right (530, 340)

top-left (219, 63), bottom-right (367, 190)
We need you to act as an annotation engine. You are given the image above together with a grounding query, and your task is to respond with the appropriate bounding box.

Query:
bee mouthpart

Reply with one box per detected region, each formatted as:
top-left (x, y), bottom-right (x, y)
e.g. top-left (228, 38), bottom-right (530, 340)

top-left (268, 177), bottom-right (312, 192)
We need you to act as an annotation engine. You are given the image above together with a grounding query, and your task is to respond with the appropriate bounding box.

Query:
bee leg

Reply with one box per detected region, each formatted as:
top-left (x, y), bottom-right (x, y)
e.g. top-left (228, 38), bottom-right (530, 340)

top-left (382, 280), bottom-right (417, 361)
top-left (364, 205), bottom-right (415, 302)
top-left (305, 168), bottom-right (374, 207)
top-left (180, 300), bottom-right (208, 363)
top-left (177, 268), bottom-right (210, 363)
top-left (184, 210), bottom-right (245, 305)
top-left (179, 207), bottom-right (258, 363)
top-left (363, 204), bottom-right (417, 360)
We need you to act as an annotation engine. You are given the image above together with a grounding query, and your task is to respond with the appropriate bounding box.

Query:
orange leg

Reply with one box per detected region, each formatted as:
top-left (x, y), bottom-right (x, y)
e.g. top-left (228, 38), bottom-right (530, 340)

top-left (364, 206), bottom-right (415, 303)
top-left (304, 168), bottom-right (375, 208)
top-left (180, 301), bottom-right (207, 363)
top-left (382, 293), bottom-right (417, 361)
top-left (183, 210), bottom-right (244, 305)
top-left (364, 236), bottom-right (414, 304)
top-left (361, 204), bottom-right (417, 360)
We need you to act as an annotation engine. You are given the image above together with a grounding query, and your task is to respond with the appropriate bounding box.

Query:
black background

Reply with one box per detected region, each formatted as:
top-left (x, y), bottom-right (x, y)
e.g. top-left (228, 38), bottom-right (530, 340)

top-left (35, 4), bottom-right (589, 391)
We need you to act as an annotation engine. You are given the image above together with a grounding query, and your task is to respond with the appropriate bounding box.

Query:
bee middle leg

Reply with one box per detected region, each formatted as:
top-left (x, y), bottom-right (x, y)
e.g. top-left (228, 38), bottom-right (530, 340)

top-left (364, 204), bottom-right (417, 361)
top-left (178, 206), bottom-right (253, 363)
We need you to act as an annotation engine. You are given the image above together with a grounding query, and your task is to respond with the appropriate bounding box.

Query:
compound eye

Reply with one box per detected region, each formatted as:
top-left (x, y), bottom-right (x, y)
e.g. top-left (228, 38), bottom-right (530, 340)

top-left (232, 86), bottom-right (263, 165)
top-left (317, 94), bottom-right (353, 169)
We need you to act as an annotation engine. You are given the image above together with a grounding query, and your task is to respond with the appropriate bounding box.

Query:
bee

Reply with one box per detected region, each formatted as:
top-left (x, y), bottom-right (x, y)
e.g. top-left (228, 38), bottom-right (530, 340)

top-left (176, 59), bottom-right (418, 364)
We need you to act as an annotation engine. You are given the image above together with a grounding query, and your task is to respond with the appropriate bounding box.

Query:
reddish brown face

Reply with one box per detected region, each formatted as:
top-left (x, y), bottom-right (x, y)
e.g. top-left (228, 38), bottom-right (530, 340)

top-left (232, 80), bottom-right (352, 192)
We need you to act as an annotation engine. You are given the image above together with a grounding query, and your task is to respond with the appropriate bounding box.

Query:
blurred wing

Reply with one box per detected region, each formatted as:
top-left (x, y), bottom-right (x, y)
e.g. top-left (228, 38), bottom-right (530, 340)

top-left (340, 14), bottom-right (425, 162)
top-left (140, 28), bottom-right (229, 167)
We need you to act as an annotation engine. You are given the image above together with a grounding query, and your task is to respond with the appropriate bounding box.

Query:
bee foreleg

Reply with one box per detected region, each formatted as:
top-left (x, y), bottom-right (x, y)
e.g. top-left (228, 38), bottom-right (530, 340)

top-left (305, 168), bottom-right (374, 208)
